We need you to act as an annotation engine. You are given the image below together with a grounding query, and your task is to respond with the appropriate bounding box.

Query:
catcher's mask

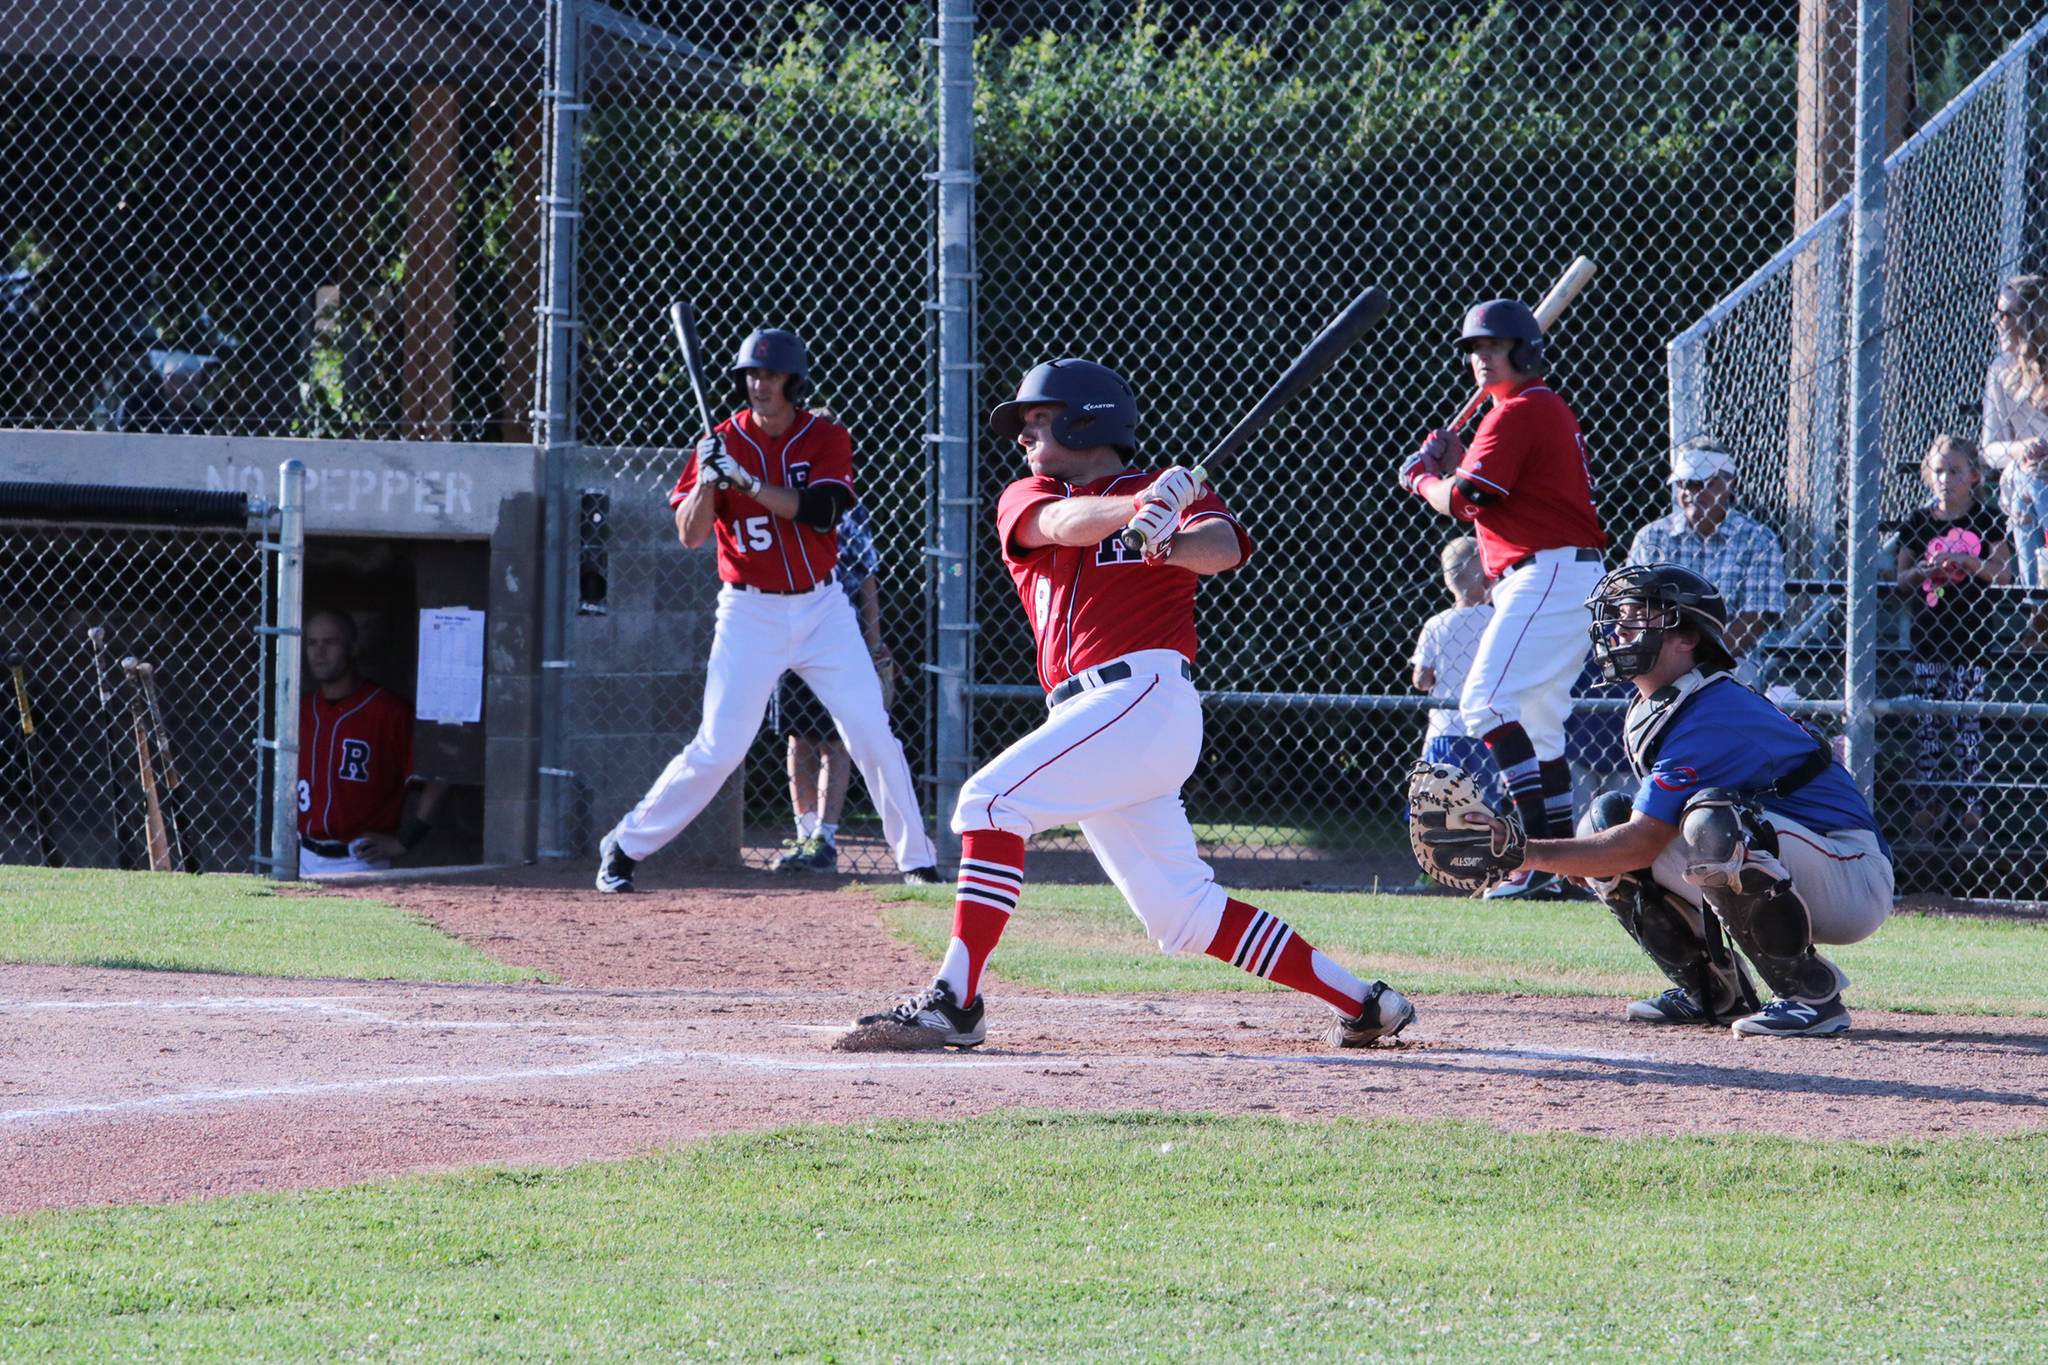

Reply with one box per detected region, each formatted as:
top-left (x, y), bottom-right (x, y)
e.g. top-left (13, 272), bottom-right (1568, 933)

top-left (1586, 563), bottom-right (1735, 682)
top-left (1455, 299), bottom-right (1546, 377)
top-left (988, 359), bottom-right (1138, 453)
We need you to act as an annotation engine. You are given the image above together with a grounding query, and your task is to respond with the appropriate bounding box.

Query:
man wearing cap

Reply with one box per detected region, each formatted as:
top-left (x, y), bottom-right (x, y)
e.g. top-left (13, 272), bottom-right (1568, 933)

top-left (1624, 438), bottom-right (1788, 674)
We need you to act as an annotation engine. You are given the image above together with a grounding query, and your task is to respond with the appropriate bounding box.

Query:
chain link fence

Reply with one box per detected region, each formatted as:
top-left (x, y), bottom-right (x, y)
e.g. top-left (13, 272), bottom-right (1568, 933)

top-left (0, 490), bottom-right (268, 873)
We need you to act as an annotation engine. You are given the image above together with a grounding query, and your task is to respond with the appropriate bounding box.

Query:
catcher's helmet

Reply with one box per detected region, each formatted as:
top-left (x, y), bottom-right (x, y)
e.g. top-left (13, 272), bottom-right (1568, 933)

top-left (1455, 299), bottom-right (1546, 376)
top-left (1585, 563), bottom-right (1735, 681)
top-left (988, 359), bottom-right (1138, 452)
top-left (731, 328), bottom-right (810, 403)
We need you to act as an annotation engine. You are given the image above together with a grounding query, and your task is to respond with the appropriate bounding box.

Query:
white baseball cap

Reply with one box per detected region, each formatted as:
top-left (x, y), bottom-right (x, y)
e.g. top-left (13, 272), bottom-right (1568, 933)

top-left (1669, 443), bottom-right (1737, 483)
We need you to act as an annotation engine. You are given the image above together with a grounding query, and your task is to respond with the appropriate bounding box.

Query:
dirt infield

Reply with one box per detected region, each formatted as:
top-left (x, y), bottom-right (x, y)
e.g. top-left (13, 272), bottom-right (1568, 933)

top-left (5, 867), bottom-right (2046, 1215)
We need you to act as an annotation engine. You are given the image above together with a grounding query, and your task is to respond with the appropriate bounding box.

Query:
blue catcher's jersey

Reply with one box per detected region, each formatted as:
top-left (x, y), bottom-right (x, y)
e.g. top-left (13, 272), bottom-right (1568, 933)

top-left (1632, 678), bottom-right (1891, 859)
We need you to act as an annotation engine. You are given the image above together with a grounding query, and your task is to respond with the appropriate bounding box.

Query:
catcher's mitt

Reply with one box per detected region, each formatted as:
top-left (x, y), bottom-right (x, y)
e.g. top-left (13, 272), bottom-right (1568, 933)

top-left (1406, 760), bottom-right (1527, 894)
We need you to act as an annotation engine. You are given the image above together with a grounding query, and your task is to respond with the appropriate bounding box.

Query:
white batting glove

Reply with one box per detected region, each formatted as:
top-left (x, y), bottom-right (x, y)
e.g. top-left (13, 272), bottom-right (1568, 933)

top-left (1126, 499), bottom-right (1179, 561)
top-left (1135, 465), bottom-right (1204, 518)
top-left (698, 439), bottom-right (760, 494)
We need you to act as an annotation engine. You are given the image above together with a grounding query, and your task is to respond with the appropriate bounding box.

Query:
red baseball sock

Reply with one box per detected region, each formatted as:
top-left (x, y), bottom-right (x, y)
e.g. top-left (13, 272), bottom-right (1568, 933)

top-left (1203, 897), bottom-right (1366, 1015)
top-left (935, 830), bottom-right (1026, 1005)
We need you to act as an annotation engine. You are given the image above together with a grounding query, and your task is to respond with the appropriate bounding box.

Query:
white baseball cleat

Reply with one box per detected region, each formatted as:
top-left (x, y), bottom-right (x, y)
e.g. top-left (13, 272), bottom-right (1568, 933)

top-left (1327, 981), bottom-right (1416, 1048)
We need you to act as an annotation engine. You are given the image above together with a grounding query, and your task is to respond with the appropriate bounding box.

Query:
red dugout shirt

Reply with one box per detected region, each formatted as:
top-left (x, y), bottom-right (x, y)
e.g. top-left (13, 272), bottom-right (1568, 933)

top-left (669, 408), bottom-right (855, 591)
top-left (298, 684), bottom-right (414, 843)
top-left (996, 470), bottom-right (1252, 691)
top-left (1445, 380), bottom-right (1607, 577)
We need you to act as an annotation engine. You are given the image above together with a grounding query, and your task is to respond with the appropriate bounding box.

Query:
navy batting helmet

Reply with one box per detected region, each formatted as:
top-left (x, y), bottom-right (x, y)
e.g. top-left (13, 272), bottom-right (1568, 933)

top-left (1455, 299), bottom-right (1546, 376)
top-left (988, 359), bottom-right (1138, 452)
top-left (1585, 564), bottom-right (1735, 682)
top-left (731, 328), bottom-right (810, 403)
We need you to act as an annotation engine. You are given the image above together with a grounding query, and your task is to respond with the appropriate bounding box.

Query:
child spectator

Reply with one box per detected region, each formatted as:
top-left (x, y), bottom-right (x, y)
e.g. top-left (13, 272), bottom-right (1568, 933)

top-left (1894, 436), bottom-right (2011, 839)
top-left (1410, 538), bottom-right (1501, 806)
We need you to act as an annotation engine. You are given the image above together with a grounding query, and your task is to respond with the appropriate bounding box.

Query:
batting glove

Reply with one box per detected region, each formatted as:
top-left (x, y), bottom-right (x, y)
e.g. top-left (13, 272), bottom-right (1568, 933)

top-left (1126, 499), bottom-right (1179, 561)
top-left (1398, 449), bottom-right (1435, 494)
top-left (699, 442), bottom-right (760, 495)
top-left (1136, 465), bottom-right (1204, 518)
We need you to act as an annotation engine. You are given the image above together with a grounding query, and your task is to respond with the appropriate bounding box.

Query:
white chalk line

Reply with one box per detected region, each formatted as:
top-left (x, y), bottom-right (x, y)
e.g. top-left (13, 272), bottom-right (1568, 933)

top-left (0, 1037), bottom-right (1668, 1127)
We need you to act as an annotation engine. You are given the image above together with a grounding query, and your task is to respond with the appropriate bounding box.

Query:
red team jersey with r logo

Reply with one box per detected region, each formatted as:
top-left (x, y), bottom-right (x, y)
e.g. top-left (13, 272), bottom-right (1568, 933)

top-left (298, 685), bottom-right (414, 843)
top-left (996, 470), bottom-right (1252, 691)
top-left (669, 408), bottom-right (856, 591)
top-left (1446, 380), bottom-right (1607, 577)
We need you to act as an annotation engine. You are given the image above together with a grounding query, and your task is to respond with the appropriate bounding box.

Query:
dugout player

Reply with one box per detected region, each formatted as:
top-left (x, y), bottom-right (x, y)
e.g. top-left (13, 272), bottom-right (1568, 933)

top-left (1400, 299), bottom-right (1608, 900)
top-left (297, 609), bottom-right (447, 876)
top-left (594, 328), bottom-right (940, 891)
top-left (1478, 565), bottom-right (1893, 1037)
top-left (850, 359), bottom-right (1415, 1051)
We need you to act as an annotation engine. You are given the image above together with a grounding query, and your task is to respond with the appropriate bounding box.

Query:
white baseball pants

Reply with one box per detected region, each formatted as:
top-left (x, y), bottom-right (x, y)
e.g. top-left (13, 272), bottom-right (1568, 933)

top-left (951, 650), bottom-right (1226, 955)
top-left (1460, 549), bottom-right (1604, 758)
top-left (611, 582), bottom-right (936, 871)
top-left (1648, 814), bottom-right (1894, 949)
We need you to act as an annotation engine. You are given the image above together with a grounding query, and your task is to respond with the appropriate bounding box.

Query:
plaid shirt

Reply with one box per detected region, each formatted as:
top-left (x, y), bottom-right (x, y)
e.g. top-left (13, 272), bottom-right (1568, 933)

top-left (1625, 506), bottom-right (1788, 622)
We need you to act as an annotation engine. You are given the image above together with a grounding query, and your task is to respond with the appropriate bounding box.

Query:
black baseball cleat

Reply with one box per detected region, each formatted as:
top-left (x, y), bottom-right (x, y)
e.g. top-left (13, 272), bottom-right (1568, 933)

top-left (855, 983), bottom-right (986, 1047)
top-left (595, 832), bottom-right (638, 894)
top-left (1327, 980), bottom-right (1416, 1048)
top-left (901, 864), bottom-right (946, 886)
top-left (1731, 994), bottom-right (1851, 1037)
top-left (1625, 987), bottom-right (1712, 1024)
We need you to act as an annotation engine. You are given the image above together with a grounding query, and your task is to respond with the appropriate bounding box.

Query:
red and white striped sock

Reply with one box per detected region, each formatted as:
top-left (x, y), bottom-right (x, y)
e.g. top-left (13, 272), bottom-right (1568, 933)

top-left (933, 829), bottom-right (1025, 1006)
top-left (1203, 897), bottom-right (1367, 1016)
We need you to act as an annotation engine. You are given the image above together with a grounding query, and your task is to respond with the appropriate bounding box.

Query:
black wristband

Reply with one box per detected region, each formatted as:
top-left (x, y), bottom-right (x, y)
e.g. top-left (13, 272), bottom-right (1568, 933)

top-left (399, 816), bottom-right (432, 851)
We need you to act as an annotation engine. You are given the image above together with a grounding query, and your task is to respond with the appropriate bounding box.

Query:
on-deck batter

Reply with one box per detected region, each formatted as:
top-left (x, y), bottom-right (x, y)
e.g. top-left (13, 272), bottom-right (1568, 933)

top-left (594, 328), bottom-right (938, 890)
top-left (1401, 298), bottom-right (1608, 900)
top-left (851, 358), bottom-right (1415, 1050)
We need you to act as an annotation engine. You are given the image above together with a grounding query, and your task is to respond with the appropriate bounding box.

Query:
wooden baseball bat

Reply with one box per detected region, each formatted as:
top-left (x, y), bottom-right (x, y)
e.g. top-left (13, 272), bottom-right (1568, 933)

top-left (1122, 286), bottom-right (1394, 553)
top-left (1441, 255), bottom-right (1598, 435)
top-left (86, 626), bottom-right (142, 871)
top-left (668, 299), bottom-right (730, 489)
top-left (132, 660), bottom-right (195, 873)
top-left (118, 660), bottom-right (173, 872)
top-left (5, 650), bottom-right (61, 867)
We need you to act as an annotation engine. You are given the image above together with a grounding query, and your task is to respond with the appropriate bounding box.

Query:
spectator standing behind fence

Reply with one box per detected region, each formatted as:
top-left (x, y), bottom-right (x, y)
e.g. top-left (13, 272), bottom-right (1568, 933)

top-left (1982, 276), bottom-right (2048, 597)
top-left (1409, 538), bottom-right (1501, 807)
top-left (1624, 439), bottom-right (1787, 681)
top-left (768, 500), bottom-right (896, 875)
top-left (1894, 436), bottom-right (2011, 840)
top-left (297, 609), bottom-right (448, 877)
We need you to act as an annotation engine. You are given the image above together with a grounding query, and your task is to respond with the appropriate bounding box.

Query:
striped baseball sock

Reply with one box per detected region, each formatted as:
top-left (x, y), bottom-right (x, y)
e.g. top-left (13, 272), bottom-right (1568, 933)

top-left (1482, 721), bottom-right (1548, 838)
top-left (1538, 759), bottom-right (1574, 838)
top-left (1203, 897), bottom-right (1368, 1016)
top-left (932, 829), bottom-right (1025, 1006)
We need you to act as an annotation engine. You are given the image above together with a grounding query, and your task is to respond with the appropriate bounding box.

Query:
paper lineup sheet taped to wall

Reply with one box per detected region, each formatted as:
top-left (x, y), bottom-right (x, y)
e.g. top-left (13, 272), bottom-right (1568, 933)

top-left (417, 608), bottom-right (486, 724)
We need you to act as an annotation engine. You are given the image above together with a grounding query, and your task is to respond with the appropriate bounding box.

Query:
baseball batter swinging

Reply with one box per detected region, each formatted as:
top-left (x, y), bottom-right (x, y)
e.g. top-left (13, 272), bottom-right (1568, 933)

top-left (1400, 299), bottom-right (1608, 899)
top-left (595, 328), bottom-right (940, 890)
top-left (851, 359), bottom-right (1415, 1050)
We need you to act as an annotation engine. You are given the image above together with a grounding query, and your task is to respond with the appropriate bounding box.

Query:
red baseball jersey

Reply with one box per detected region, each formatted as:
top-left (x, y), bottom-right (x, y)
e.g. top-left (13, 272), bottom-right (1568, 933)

top-left (298, 684), bottom-right (414, 843)
top-left (1444, 380), bottom-right (1608, 577)
top-left (996, 469), bottom-right (1252, 690)
top-left (669, 408), bottom-right (855, 591)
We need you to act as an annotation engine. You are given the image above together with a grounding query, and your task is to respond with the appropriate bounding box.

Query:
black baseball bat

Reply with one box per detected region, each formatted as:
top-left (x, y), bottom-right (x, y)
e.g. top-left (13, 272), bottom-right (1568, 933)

top-left (667, 300), bottom-right (729, 489)
top-left (1123, 286), bottom-right (1393, 551)
top-left (5, 649), bottom-right (62, 867)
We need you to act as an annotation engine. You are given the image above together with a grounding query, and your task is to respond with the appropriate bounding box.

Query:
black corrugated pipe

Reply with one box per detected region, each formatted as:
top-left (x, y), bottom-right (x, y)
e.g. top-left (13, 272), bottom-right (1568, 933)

top-left (0, 483), bottom-right (250, 527)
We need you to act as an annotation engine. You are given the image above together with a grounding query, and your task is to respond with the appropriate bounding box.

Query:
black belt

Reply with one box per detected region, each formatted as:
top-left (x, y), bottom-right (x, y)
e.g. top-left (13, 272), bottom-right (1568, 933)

top-left (301, 838), bottom-right (354, 858)
top-left (1502, 546), bottom-right (1602, 576)
top-left (1047, 658), bottom-right (1192, 708)
top-left (731, 581), bottom-right (814, 596)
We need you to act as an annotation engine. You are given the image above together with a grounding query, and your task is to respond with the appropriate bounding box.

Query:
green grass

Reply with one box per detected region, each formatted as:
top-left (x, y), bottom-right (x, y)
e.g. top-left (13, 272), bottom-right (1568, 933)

top-left (0, 867), bottom-right (538, 983)
top-left (6, 1114), bottom-right (2045, 1361)
top-left (873, 884), bottom-right (2048, 1016)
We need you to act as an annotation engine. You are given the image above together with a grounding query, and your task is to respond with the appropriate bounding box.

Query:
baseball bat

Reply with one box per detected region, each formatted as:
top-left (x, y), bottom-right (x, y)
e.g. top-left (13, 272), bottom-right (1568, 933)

top-left (1441, 255), bottom-right (1598, 435)
top-left (118, 660), bottom-right (173, 872)
top-left (132, 660), bottom-right (195, 873)
top-left (4, 649), bottom-right (61, 867)
top-left (87, 626), bottom-right (141, 870)
top-left (1121, 285), bottom-right (1394, 553)
top-left (667, 299), bottom-right (730, 490)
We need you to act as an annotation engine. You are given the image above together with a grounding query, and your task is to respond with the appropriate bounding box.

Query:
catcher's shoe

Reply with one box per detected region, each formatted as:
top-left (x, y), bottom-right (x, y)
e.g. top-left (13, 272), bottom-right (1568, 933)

top-left (1625, 987), bottom-right (1712, 1025)
top-left (1731, 994), bottom-right (1850, 1038)
top-left (1481, 868), bottom-right (1564, 901)
top-left (595, 832), bottom-right (637, 894)
top-left (855, 983), bottom-right (986, 1048)
top-left (901, 864), bottom-right (946, 886)
top-left (1327, 981), bottom-right (1416, 1048)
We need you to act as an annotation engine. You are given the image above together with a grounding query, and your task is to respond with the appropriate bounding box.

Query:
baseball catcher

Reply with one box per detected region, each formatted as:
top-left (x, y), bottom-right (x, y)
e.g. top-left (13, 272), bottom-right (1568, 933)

top-left (1420, 564), bottom-right (1894, 1038)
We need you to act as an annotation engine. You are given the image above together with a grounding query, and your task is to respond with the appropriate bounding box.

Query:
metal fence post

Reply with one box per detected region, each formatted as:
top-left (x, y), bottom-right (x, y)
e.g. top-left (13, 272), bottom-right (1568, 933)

top-left (269, 460), bottom-right (306, 881)
top-left (928, 0), bottom-right (977, 862)
top-left (1997, 47), bottom-right (2030, 273)
top-left (1841, 0), bottom-right (1889, 796)
top-left (536, 0), bottom-right (585, 859)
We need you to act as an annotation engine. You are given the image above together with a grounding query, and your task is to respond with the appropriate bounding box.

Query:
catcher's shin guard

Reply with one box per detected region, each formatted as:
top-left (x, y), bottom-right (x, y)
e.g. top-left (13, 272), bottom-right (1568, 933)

top-left (1679, 790), bottom-right (1844, 1004)
top-left (1578, 791), bottom-right (1757, 1020)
